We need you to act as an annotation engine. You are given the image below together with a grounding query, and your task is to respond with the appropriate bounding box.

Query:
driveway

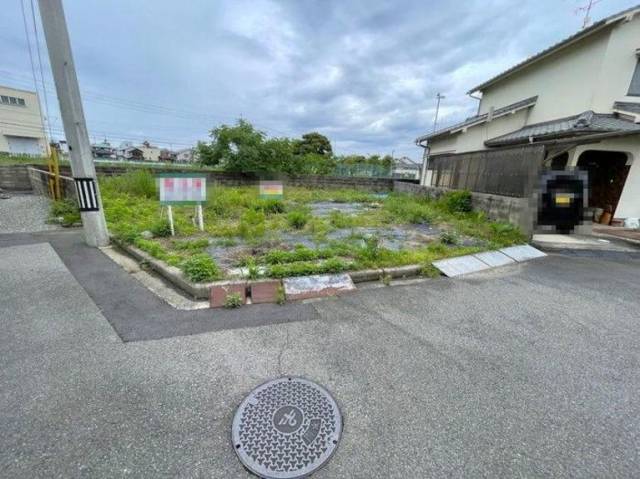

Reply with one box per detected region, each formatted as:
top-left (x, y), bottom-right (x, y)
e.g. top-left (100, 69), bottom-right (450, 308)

top-left (1, 232), bottom-right (639, 478)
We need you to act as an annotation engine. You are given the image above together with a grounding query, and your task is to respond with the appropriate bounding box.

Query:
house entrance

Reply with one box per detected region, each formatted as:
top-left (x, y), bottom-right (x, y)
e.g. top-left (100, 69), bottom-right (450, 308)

top-left (576, 150), bottom-right (630, 216)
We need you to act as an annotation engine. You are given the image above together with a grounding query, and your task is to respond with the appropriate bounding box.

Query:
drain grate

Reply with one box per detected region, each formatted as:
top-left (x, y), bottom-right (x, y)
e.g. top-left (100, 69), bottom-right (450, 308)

top-left (232, 377), bottom-right (342, 479)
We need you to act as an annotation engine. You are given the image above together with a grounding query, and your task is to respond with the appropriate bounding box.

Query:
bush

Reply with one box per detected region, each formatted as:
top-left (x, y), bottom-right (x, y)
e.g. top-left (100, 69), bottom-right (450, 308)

top-left (264, 247), bottom-right (318, 264)
top-left (50, 199), bottom-right (80, 227)
top-left (441, 190), bottom-right (472, 214)
top-left (150, 219), bottom-right (173, 237)
top-left (266, 258), bottom-right (351, 278)
top-left (252, 198), bottom-right (285, 215)
top-left (383, 196), bottom-right (434, 224)
top-left (276, 285), bottom-right (286, 305)
top-left (224, 292), bottom-right (243, 308)
top-left (440, 231), bottom-right (459, 245)
top-left (114, 225), bottom-right (141, 244)
top-left (287, 209), bottom-right (310, 229)
top-left (238, 209), bottom-right (266, 240)
top-left (359, 236), bottom-right (381, 261)
top-left (321, 257), bottom-right (347, 273)
top-left (133, 238), bottom-right (169, 260)
top-left (181, 254), bottom-right (221, 282)
top-left (103, 170), bottom-right (156, 198)
top-left (329, 210), bottom-right (354, 228)
top-left (489, 222), bottom-right (525, 246)
top-left (245, 257), bottom-right (261, 279)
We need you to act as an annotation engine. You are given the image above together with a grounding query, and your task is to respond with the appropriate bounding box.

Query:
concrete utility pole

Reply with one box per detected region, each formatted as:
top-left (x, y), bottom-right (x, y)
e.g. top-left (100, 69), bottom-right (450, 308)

top-left (38, 0), bottom-right (109, 246)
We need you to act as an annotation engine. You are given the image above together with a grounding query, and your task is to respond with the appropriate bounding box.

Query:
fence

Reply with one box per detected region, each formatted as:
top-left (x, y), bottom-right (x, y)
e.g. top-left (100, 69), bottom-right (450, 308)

top-left (27, 167), bottom-right (76, 200)
top-left (23, 165), bottom-right (395, 192)
top-left (333, 163), bottom-right (392, 178)
top-left (428, 145), bottom-right (545, 197)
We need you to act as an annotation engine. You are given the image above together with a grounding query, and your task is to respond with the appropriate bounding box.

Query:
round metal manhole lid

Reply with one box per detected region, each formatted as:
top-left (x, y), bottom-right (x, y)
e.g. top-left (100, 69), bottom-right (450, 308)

top-left (232, 377), bottom-right (342, 479)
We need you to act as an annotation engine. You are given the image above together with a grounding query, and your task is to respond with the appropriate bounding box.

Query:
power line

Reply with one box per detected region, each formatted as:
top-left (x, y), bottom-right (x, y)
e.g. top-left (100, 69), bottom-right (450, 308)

top-left (29, 0), bottom-right (52, 140)
top-left (0, 120), bottom-right (195, 146)
top-left (19, 0), bottom-right (49, 147)
top-left (0, 69), bottom-right (292, 137)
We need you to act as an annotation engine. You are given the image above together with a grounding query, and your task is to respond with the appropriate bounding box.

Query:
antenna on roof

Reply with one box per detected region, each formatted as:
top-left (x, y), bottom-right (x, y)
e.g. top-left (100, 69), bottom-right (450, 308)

top-left (575, 0), bottom-right (602, 29)
top-left (433, 93), bottom-right (445, 132)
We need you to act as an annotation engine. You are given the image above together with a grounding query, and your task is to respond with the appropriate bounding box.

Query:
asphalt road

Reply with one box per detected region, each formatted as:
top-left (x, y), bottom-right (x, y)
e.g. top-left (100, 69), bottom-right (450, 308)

top-left (1, 236), bottom-right (639, 478)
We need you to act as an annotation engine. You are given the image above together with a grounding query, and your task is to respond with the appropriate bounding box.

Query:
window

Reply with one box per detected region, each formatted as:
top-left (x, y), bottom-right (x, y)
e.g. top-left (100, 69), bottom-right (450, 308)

top-left (629, 59), bottom-right (640, 96)
top-left (0, 95), bottom-right (26, 106)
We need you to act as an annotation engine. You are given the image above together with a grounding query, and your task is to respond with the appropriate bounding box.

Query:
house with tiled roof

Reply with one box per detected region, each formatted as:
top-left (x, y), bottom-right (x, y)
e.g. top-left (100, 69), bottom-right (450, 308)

top-left (417, 4), bottom-right (640, 222)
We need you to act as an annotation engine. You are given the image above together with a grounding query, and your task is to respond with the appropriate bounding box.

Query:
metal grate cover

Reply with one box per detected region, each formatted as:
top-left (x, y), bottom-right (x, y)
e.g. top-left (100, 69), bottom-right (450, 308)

top-left (232, 377), bottom-right (342, 478)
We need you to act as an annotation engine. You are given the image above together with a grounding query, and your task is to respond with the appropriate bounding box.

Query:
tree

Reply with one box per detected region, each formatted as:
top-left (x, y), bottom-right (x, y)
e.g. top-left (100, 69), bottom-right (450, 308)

top-left (196, 119), bottom-right (296, 174)
top-left (294, 132), bottom-right (333, 157)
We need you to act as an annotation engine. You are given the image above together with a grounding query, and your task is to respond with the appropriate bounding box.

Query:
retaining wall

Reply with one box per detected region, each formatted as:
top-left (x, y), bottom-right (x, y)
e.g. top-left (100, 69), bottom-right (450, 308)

top-left (52, 165), bottom-right (396, 191)
top-left (27, 167), bottom-right (76, 201)
top-left (0, 165), bottom-right (32, 191)
top-left (9, 163), bottom-right (398, 191)
top-left (394, 181), bottom-right (534, 235)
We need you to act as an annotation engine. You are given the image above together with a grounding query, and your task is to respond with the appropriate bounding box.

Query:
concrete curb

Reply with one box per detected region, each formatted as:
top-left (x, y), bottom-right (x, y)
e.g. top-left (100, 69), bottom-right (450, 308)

top-left (347, 268), bottom-right (384, 283)
top-left (382, 264), bottom-right (423, 279)
top-left (590, 232), bottom-right (640, 247)
top-left (113, 239), bottom-right (215, 299)
top-left (115, 239), bottom-right (432, 298)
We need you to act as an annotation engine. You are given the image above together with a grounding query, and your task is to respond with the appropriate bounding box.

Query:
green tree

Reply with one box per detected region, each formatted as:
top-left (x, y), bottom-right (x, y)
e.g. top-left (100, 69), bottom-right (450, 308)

top-left (294, 132), bottom-right (333, 157)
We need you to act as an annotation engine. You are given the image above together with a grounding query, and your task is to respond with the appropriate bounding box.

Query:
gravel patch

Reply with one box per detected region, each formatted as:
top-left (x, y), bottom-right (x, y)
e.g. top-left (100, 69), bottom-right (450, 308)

top-left (0, 193), bottom-right (61, 234)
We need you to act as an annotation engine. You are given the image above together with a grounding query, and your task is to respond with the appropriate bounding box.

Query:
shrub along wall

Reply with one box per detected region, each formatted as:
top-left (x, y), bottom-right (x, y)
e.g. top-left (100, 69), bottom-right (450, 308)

top-left (49, 164), bottom-right (396, 191)
top-left (394, 181), bottom-right (534, 235)
top-left (19, 165), bottom-right (532, 235)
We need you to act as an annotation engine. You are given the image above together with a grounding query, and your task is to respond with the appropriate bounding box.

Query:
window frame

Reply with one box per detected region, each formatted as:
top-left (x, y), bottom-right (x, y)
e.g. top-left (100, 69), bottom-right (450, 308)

top-left (629, 58), bottom-right (640, 97)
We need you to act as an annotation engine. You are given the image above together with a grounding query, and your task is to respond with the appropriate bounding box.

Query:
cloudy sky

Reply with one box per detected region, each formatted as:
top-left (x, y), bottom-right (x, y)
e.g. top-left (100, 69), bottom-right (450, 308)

top-left (0, 0), bottom-right (636, 160)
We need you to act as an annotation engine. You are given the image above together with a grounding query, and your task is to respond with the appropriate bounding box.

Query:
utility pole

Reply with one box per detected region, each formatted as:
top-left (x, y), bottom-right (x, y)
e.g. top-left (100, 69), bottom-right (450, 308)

top-left (433, 93), bottom-right (445, 132)
top-left (38, 0), bottom-right (109, 247)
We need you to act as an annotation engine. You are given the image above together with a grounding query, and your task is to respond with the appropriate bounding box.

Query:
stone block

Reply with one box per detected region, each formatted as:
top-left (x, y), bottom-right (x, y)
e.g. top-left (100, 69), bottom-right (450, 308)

top-left (283, 274), bottom-right (355, 300)
top-left (210, 281), bottom-right (247, 308)
top-left (249, 279), bottom-right (282, 304)
top-left (432, 255), bottom-right (492, 277)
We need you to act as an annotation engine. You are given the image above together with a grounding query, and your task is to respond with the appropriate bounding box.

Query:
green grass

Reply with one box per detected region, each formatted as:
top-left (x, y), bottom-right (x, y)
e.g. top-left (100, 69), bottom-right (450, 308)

top-left (0, 153), bottom-right (50, 166)
top-left (95, 170), bottom-right (525, 281)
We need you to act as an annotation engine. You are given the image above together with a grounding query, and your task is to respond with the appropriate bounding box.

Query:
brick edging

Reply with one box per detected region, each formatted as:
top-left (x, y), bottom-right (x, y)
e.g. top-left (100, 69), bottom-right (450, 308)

top-left (112, 238), bottom-right (431, 305)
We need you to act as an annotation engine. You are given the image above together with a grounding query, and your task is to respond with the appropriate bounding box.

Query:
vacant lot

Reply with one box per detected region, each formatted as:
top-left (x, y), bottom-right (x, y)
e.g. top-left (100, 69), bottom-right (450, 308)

top-left (76, 170), bottom-right (525, 282)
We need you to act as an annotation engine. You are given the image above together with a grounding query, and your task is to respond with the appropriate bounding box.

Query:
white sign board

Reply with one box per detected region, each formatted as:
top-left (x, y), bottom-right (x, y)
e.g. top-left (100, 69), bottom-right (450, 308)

top-left (158, 175), bottom-right (206, 204)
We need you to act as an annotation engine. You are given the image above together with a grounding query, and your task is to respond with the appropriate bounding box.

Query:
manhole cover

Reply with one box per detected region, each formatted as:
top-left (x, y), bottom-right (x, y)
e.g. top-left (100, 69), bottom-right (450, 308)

top-left (232, 377), bottom-right (342, 479)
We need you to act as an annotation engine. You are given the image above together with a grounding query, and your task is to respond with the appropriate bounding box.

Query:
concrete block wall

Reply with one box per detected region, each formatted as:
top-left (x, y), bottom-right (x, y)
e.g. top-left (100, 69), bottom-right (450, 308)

top-left (0, 165), bottom-right (32, 191)
top-left (27, 167), bottom-right (76, 202)
top-left (394, 181), bottom-right (533, 235)
top-left (56, 165), bottom-right (395, 191)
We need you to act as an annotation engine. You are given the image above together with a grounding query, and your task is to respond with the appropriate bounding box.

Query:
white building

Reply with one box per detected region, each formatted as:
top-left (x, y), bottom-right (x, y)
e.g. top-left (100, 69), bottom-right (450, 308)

top-left (0, 85), bottom-right (48, 156)
top-left (139, 141), bottom-right (161, 162)
top-left (417, 5), bottom-right (640, 221)
top-left (175, 148), bottom-right (195, 163)
top-left (392, 156), bottom-right (421, 179)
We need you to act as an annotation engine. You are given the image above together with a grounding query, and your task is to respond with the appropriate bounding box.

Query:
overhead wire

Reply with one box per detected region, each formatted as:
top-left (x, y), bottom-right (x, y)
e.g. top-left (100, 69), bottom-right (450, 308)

top-left (29, 0), bottom-right (52, 139)
top-left (19, 0), bottom-right (49, 148)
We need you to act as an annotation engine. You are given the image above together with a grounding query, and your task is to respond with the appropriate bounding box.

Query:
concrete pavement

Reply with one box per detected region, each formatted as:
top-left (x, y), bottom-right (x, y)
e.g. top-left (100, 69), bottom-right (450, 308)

top-left (1, 233), bottom-right (640, 478)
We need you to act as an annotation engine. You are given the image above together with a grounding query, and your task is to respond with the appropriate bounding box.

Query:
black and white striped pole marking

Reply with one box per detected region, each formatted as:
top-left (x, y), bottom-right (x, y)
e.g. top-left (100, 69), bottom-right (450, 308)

top-left (74, 177), bottom-right (100, 211)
